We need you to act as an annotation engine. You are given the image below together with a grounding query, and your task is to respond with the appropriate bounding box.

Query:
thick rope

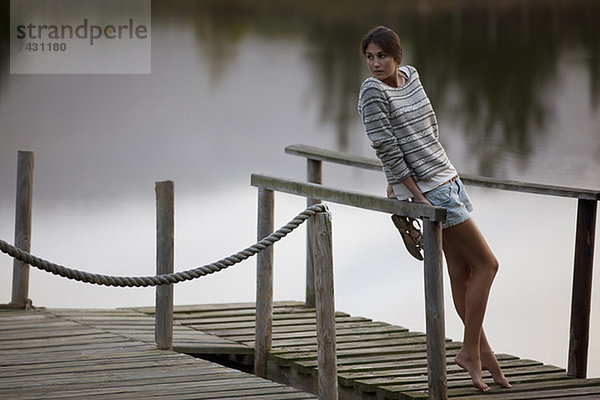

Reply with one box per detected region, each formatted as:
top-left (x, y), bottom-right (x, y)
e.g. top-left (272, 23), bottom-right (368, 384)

top-left (0, 203), bottom-right (328, 288)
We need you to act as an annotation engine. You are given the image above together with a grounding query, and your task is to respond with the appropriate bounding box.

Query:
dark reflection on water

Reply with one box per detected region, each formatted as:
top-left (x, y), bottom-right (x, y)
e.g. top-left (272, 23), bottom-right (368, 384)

top-left (152, 0), bottom-right (599, 177)
top-left (0, 0), bottom-right (599, 179)
top-left (407, 3), bottom-right (600, 176)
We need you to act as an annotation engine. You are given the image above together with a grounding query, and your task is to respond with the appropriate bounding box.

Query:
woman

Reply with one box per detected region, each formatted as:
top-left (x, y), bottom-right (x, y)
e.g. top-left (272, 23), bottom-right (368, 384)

top-left (357, 26), bottom-right (511, 392)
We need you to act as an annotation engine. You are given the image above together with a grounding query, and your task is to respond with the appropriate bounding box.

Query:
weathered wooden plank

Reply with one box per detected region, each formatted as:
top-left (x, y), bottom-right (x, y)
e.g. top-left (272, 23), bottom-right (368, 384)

top-left (0, 321), bottom-right (83, 331)
top-left (460, 174), bottom-right (600, 200)
top-left (228, 323), bottom-right (409, 343)
top-left (51, 308), bottom-right (152, 315)
top-left (0, 333), bottom-right (121, 350)
top-left (0, 349), bottom-right (169, 366)
top-left (173, 310), bottom-right (349, 325)
top-left (70, 325), bottom-right (238, 343)
top-left (0, 352), bottom-right (195, 372)
top-left (251, 174), bottom-right (447, 221)
top-left (135, 386), bottom-right (318, 400)
top-left (359, 365), bottom-right (565, 390)
top-left (0, 340), bottom-right (150, 358)
top-left (452, 386), bottom-right (600, 400)
top-left (173, 344), bottom-right (254, 355)
top-left (278, 350), bottom-right (453, 375)
top-left (285, 144), bottom-right (600, 200)
top-left (3, 378), bottom-right (285, 398)
top-left (339, 360), bottom-right (537, 388)
top-left (272, 341), bottom-right (463, 366)
top-left (294, 349), bottom-right (461, 371)
top-left (385, 378), bottom-right (561, 399)
top-left (136, 304), bottom-right (310, 321)
top-left (128, 393), bottom-right (317, 400)
top-left (0, 309), bottom-right (47, 318)
top-left (0, 357), bottom-right (206, 380)
top-left (0, 309), bottom-right (317, 400)
top-left (447, 377), bottom-right (600, 399)
top-left (286, 144), bottom-right (383, 171)
top-left (338, 357), bottom-right (540, 382)
top-left (0, 367), bottom-right (229, 393)
top-left (193, 317), bottom-right (376, 338)
top-left (0, 365), bottom-right (246, 391)
top-left (183, 308), bottom-right (344, 320)
top-left (267, 333), bottom-right (426, 351)
top-left (48, 313), bottom-right (150, 320)
top-left (126, 301), bottom-right (305, 314)
top-left (0, 327), bottom-right (100, 341)
top-left (270, 336), bottom-right (435, 356)
top-left (0, 365), bottom-right (210, 390)
top-left (187, 315), bottom-right (371, 332)
top-left (130, 391), bottom-right (318, 400)
top-left (110, 385), bottom-right (315, 400)
top-left (338, 360), bottom-right (429, 375)
top-left (262, 330), bottom-right (417, 348)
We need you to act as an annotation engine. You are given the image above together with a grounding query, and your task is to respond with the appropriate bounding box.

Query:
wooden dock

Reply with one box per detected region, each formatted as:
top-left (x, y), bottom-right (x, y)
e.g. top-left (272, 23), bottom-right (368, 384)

top-left (127, 301), bottom-right (600, 400)
top-left (2, 303), bottom-right (600, 399)
top-left (0, 307), bottom-right (317, 399)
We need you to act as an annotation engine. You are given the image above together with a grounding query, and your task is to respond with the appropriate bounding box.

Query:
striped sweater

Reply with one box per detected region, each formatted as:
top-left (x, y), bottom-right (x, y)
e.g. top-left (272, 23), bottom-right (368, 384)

top-left (358, 65), bottom-right (452, 185)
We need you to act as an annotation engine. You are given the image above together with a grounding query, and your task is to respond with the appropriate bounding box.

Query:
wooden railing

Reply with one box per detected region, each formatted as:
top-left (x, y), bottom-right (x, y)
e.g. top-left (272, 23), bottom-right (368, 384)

top-left (250, 174), bottom-right (449, 399)
top-left (285, 143), bottom-right (599, 380)
top-left (3, 149), bottom-right (450, 398)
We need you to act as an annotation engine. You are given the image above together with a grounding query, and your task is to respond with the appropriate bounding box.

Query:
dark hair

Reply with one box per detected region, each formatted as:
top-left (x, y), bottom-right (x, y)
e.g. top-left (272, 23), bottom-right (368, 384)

top-left (360, 26), bottom-right (403, 63)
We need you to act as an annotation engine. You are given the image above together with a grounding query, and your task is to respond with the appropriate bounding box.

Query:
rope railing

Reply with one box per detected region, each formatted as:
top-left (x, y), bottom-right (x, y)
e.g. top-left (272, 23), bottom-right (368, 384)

top-left (0, 203), bottom-right (327, 288)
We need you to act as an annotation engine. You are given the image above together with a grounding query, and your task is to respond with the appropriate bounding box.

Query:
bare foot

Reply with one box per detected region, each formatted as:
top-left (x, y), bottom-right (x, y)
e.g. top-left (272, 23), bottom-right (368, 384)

top-left (455, 352), bottom-right (490, 392)
top-left (481, 348), bottom-right (512, 388)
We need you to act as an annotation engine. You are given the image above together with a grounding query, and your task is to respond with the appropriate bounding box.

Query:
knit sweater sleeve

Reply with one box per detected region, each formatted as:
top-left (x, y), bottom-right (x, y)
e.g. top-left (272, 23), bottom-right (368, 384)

top-left (358, 82), bottom-right (411, 184)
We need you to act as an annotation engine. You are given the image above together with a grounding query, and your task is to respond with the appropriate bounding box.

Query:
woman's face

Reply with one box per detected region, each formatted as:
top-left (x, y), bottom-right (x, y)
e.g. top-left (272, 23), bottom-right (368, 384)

top-left (364, 42), bottom-right (399, 87)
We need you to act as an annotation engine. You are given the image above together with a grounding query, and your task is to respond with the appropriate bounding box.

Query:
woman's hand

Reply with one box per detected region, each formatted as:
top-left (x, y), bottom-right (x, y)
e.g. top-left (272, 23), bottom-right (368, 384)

top-left (397, 177), bottom-right (433, 205)
top-left (386, 185), bottom-right (396, 199)
top-left (413, 195), bottom-right (432, 205)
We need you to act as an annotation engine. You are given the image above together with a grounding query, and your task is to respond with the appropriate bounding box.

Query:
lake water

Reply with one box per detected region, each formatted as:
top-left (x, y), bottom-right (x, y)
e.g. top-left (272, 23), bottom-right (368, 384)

top-left (1, 0), bottom-right (600, 377)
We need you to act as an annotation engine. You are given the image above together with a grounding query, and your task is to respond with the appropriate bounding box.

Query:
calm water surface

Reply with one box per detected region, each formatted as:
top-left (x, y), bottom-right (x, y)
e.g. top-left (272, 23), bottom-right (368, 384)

top-left (1, 0), bottom-right (599, 377)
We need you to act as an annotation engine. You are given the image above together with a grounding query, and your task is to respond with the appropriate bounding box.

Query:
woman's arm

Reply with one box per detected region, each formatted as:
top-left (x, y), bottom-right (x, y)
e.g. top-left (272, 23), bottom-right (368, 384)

top-left (359, 85), bottom-right (411, 185)
top-left (387, 177), bottom-right (432, 205)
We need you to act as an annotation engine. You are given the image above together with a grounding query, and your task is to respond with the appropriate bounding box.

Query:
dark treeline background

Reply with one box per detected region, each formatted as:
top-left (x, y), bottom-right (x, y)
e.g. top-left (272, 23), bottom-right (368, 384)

top-left (1, 0), bottom-right (598, 177)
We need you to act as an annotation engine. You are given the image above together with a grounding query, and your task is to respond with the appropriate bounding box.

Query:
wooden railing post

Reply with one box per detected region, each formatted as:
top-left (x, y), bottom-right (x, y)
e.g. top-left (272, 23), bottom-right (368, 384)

top-left (255, 188), bottom-right (274, 378)
top-left (251, 173), bottom-right (448, 397)
top-left (155, 180), bottom-right (174, 350)
top-left (306, 159), bottom-right (322, 308)
top-left (311, 208), bottom-right (338, 400)
top-left (11, 151), bottom-right (34, 309)
top-left (422, 219), bottom-right (448, 400)
top-left (567, 198), bottom-right (597, 378)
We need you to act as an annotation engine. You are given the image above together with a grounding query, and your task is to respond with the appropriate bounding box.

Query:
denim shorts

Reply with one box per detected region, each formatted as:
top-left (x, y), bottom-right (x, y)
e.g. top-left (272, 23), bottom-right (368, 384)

top-left (423, 177), bottom-right (473, 229)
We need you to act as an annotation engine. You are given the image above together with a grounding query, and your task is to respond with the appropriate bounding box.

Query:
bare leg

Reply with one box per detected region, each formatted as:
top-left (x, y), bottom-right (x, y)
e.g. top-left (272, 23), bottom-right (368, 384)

top-left (442, 218), bottom-right (505, 391)
top-left (480, 331), bottom-right (511, 387)
top-left (444, 244), bottom-right (510, 388)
